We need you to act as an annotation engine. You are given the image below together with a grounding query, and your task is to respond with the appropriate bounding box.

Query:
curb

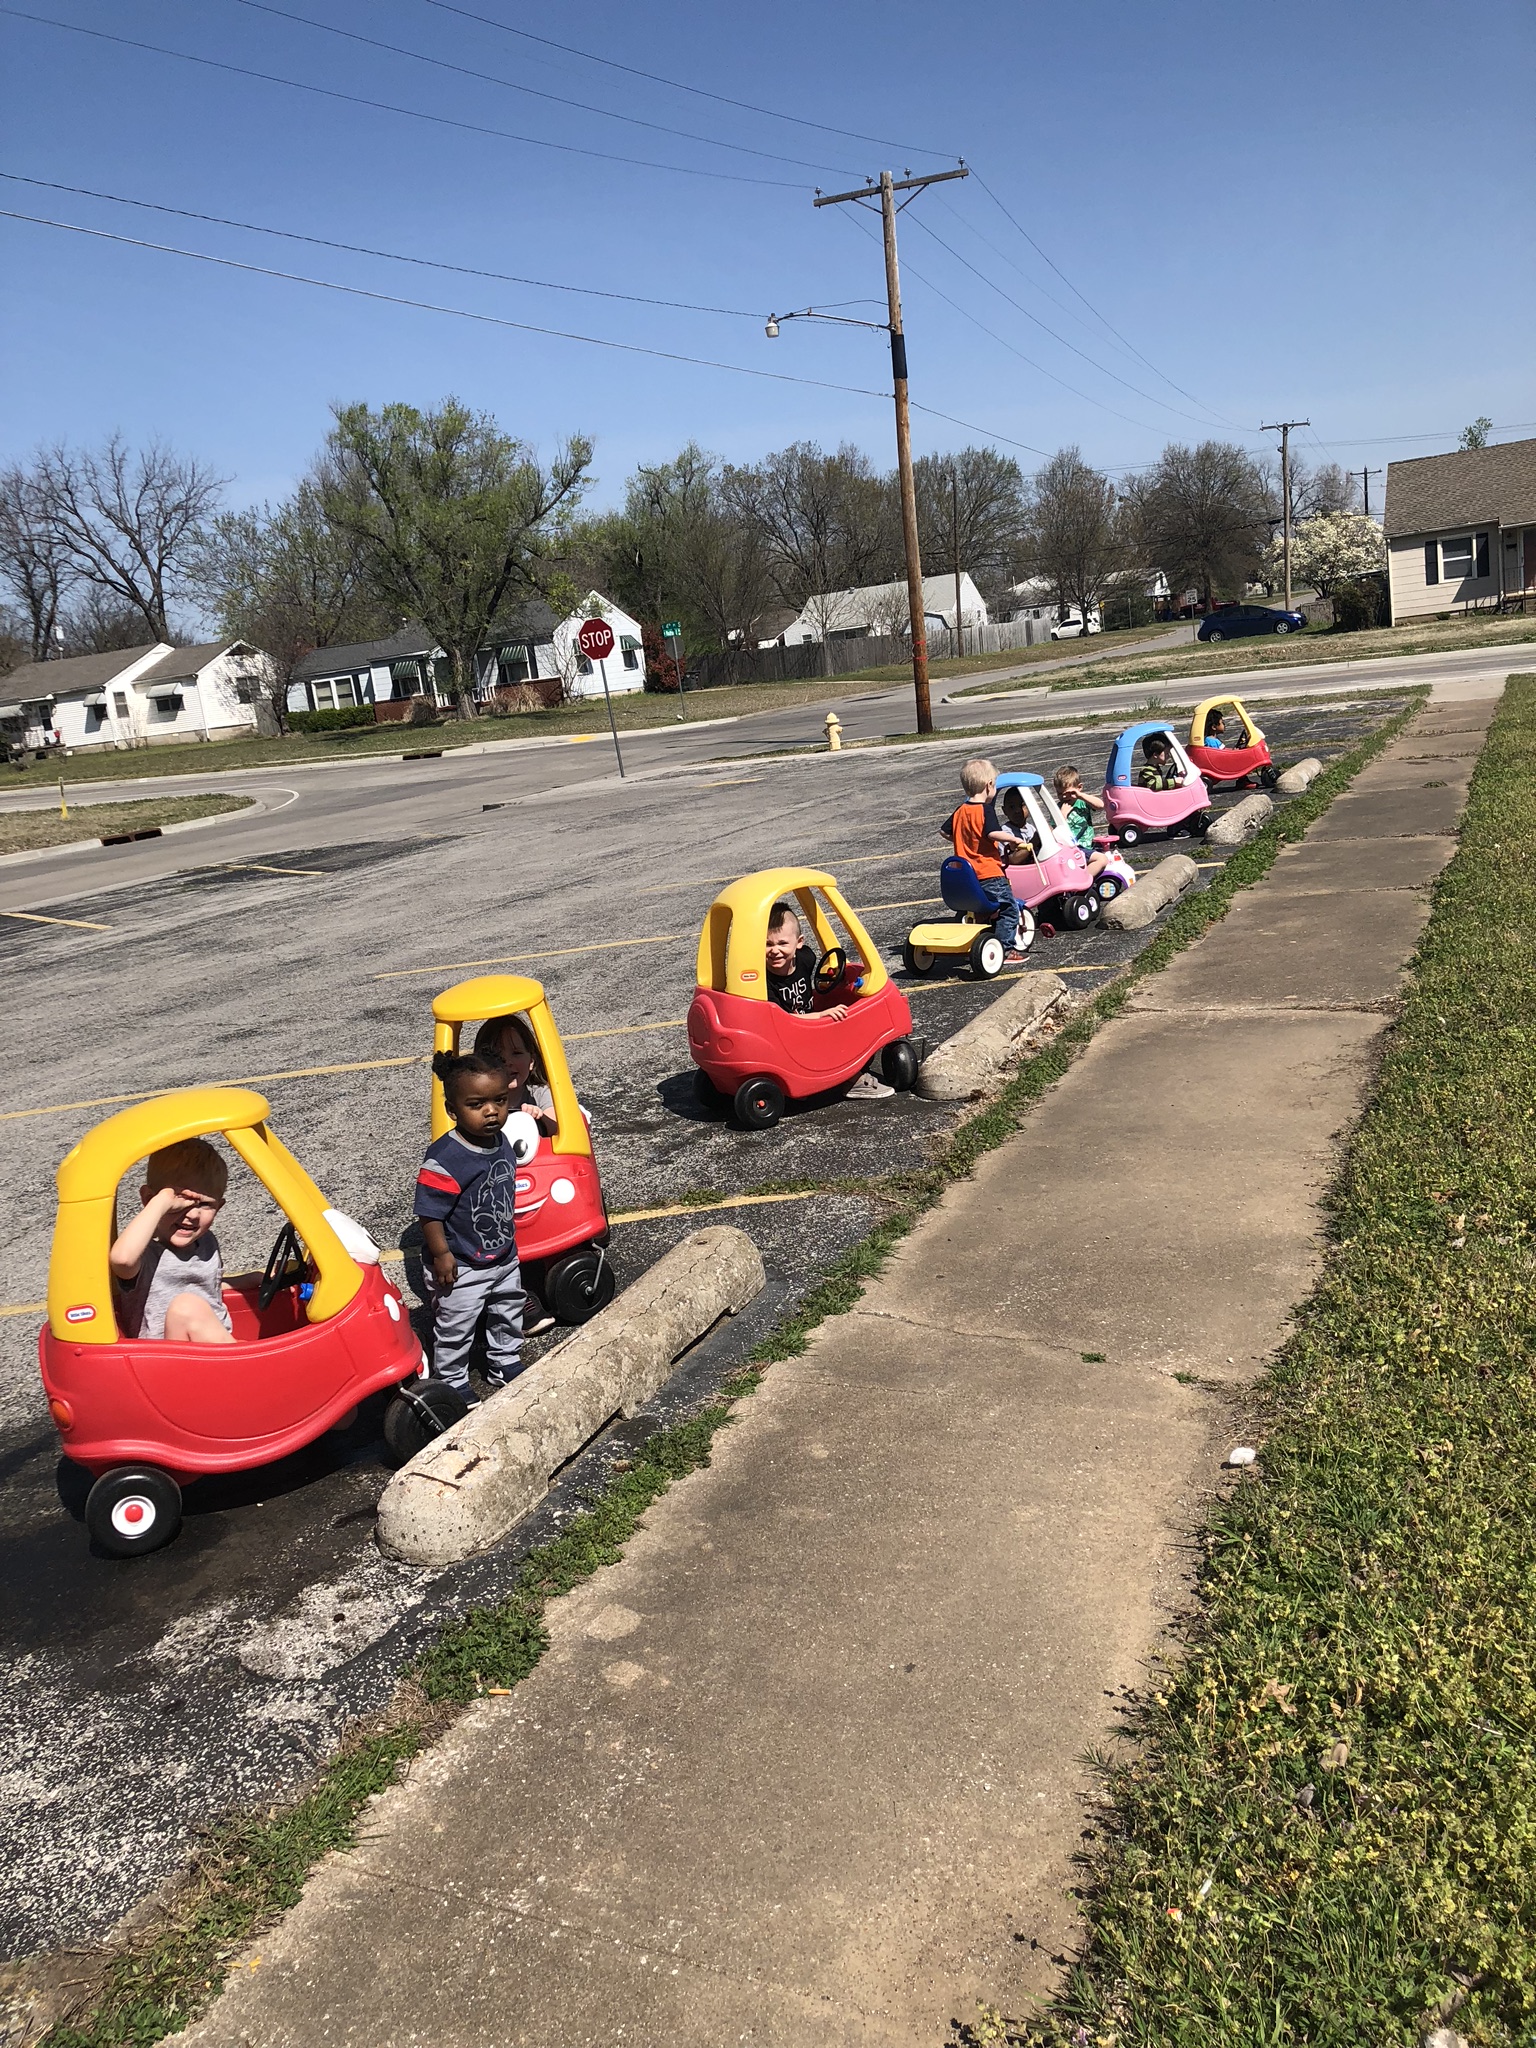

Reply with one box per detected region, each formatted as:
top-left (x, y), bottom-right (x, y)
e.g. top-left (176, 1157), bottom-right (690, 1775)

top-left (376, 1226), bottom-right (766, 1567)
top-left (1100, 852), bottom-right (1199, 930)
top-left (914, 970), bottom-right (1068, 1102)
top-left (0, 798), bottom-right (267, 871)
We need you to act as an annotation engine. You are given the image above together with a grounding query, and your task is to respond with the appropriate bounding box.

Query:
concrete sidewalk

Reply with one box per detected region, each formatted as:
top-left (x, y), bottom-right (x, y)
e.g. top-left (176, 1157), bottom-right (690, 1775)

top-left (182, 697), bottom-right (1497, 2048)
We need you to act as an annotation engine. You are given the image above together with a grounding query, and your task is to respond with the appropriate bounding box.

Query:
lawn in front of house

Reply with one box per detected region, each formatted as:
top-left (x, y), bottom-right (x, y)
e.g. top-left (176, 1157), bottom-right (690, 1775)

top-left (0, 793), bottom-right (253, 854)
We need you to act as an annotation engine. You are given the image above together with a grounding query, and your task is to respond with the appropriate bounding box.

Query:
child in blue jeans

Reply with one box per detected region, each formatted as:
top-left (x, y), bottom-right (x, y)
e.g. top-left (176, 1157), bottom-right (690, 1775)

top-left (415, 1049), bottom-right (526, 1402)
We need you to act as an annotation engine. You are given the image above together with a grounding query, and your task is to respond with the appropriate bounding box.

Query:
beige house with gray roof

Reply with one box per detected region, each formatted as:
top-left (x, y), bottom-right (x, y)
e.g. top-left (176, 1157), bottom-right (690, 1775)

top-left (1384, 437), bottom-right (1536, 623)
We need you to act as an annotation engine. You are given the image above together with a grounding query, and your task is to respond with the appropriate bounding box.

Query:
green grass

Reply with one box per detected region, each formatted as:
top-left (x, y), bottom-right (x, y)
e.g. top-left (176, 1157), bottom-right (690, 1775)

top-left (33, 691), bottom-right (1424, 2048)
top-left (830, 622), bottom-right (1183, 687)
top-left (0, 794), bottom-right (251, 854)
top-left (946, 612), bottom-right (1536, 701)
top-left (1032, 674), bottom-right (1536, 2048)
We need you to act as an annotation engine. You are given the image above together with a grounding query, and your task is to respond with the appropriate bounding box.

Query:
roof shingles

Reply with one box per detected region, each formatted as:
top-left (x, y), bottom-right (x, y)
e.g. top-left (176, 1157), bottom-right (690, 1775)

top-left (1384, 437), bottom-right (1536, 538)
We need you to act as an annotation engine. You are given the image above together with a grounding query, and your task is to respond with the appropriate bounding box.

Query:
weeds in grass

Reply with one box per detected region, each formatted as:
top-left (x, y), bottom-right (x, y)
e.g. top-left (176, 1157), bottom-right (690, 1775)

top-left (37, 690), bottom-right (1423, 2048)
top-left (1037, 676), bottom-right (1536, 2046)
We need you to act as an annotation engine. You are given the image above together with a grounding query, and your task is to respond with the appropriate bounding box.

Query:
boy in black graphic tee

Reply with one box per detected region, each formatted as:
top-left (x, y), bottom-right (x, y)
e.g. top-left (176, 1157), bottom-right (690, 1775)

top-left (763, 898), bottom-right (893, 1100)
top-left (414, 1051), bottom-right (527, 1399)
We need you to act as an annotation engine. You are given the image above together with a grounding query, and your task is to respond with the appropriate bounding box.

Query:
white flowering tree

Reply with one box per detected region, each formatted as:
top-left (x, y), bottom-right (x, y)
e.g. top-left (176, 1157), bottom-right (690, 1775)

top-left (1266, 513), bottom-right (1386, 597)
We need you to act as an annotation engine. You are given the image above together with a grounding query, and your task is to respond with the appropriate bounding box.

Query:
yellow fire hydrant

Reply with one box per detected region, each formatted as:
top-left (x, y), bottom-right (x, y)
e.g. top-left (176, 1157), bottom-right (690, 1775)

top-left (824, 711), bottom-right (842, 752)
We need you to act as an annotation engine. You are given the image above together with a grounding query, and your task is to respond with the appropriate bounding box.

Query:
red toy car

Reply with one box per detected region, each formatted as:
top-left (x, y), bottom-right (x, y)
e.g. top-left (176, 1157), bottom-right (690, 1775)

top-left (39, 1086), bottom-right (431, 1557)
top-left (687, 867), bottom-right (920, 1128)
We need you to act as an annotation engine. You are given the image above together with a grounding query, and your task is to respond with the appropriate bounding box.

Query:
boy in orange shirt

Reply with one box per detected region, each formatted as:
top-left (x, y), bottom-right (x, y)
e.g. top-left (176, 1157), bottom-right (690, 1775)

top-left (952, 758), bottom-right (1027, 960)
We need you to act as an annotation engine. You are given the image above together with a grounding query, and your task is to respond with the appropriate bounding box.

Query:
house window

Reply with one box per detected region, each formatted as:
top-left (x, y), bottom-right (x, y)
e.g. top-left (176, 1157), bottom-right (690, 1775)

top-left (620, 635), bottom-right (640, 672)
top-left (311, 677), bottom-right (358, 710)
top-left (113, 692), bottom-right (130, 720)
top-left (150, 693), bottom-right (183, 718)
top-left (1424, 541), bottom-right (1439, 585)
top-left (577, 654), bottom-right (593, 675)
top-left (1440, 533), bottom-right (1490, 581)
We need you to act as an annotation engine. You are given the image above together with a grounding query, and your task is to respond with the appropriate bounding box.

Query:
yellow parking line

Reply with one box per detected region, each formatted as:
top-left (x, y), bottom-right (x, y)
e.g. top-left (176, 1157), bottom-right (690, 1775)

top-left (0, 908), bottom-right (113, 930)
top-left (567, 1018), bottom-right (686, 1042)
top-left (852, 896), bottom-right (942, 913)
top-left (0, 1300), bottom-right (44, 1317)
top-left (0, 1055), bottom-right (428, 1125)
top-left (372, 934), bottom-right (685, 981)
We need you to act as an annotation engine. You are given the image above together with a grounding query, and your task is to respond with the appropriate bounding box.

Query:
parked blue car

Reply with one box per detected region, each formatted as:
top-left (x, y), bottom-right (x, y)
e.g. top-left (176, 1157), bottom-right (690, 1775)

top-left (1197, 602), bottom-right (1307, 643)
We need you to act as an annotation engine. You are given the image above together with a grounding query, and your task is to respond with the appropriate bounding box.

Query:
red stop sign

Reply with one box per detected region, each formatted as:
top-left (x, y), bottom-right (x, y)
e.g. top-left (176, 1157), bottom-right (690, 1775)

top-left (577, 617), bottom-right (615, 662)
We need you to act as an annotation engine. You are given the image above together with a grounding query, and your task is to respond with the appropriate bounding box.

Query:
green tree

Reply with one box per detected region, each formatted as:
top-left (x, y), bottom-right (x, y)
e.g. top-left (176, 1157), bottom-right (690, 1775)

top-left (1459, 417), bottom-right (1493, 451)
top-left (322, 400), bottom-right (592, 715)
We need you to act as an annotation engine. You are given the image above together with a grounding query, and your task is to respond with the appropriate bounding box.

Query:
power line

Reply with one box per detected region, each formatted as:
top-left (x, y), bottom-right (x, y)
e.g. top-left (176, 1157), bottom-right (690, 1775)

top-left (231, 0), bottom-right (862, 179)
top-left (906, 209), bottom-right (1246, 433)
top-left (0, 205), bottom-right (1055, 461)
top-left (969, 169), bottom-right (1246, 427)
top-left (838, 205), bottom-right (1163, 435)
top-left (0, 6), bottom-right (808, 189)
top-left (410, 0), bottom-right (950, 158)
top-left (0, 172), bottom-right (768, 319)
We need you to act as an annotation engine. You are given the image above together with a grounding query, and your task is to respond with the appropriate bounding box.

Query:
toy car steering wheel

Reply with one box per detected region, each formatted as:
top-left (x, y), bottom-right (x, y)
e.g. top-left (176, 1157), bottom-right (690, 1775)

top-left (258, 1221), bottom-right (309, 1309)
top-left (813, 945), bottom-right (847, 991)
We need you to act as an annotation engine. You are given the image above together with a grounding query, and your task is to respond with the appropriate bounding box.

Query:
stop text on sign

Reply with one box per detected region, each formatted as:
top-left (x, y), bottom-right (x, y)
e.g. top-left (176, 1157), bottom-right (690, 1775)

top-left (577, 617), bottom-right (615, 662)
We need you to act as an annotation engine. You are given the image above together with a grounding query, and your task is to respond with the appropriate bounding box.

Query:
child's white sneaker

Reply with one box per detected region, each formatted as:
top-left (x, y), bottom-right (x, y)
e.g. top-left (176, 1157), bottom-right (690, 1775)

top-left (846, 1071), bottom-right (895, 1100)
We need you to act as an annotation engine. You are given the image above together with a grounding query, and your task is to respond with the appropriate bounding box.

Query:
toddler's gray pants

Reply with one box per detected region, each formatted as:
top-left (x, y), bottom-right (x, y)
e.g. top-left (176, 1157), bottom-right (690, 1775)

top-left (427, 1255), bottom-right (525, 1389)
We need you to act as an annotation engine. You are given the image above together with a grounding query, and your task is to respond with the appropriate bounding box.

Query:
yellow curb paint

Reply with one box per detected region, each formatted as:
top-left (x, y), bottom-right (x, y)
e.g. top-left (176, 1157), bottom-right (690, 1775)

top-left (0, 908), bottom-right (113, 930)
top-left (372, 934), bottom-right (685, 981)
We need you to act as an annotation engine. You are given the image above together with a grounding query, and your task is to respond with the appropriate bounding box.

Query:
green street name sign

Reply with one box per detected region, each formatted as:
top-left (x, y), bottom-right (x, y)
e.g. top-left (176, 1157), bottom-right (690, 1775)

top-left (661, 621), bottom-right (682, 638)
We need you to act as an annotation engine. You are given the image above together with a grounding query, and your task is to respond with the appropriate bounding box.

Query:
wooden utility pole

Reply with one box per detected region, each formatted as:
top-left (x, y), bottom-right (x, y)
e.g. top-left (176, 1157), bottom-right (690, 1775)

top-left (1354, 466), bottom-right (1383, 518)
top-left (815, 165), bottom-right (968, 734)
top-left (1261, 418), bottom-right (1310, 612)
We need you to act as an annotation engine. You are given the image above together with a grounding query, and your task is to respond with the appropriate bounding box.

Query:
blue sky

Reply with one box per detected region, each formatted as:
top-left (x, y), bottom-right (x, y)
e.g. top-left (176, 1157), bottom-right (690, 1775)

top-left (2, 0), bottom-right (1532, 514)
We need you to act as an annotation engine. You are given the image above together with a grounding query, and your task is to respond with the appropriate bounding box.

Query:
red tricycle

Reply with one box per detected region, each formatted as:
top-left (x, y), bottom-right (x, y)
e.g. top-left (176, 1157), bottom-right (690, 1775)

top-left (39, 1086), bottom-right (433, 1557)
top-left (687, 867), bottom-right (920, 1128)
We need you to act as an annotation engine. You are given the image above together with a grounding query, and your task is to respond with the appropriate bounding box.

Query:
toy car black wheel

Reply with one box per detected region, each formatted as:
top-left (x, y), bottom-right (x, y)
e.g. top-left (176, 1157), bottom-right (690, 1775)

top-left (881, 1037), bottom-right (921, 1090)
top-left (1117, 822), bottom-right (1142, 848)
top-left (383, 1379), bottom-right (468, 1466)
top-left (85, 1466), bottom-right (182, 1558)
top-left (693, 1068), bottom-right (727, 1112)
top-left (1095, 873), bottom-right (1122, 903)
top-left (1059, 892), bottom-right (1097, 930)
top-left (1260, 765), bottom-right (1280, 789)
top-left (968, 931), bottom-right (1005, 979)
top-left (902, 939), bottom-right (936, 977)
top-left (734, 1075), bottom-right (785, 1129)
top-left (545, 1244), bottom-right (616, 1325)
top-left (1186, 810), bottom-right (1210, 838)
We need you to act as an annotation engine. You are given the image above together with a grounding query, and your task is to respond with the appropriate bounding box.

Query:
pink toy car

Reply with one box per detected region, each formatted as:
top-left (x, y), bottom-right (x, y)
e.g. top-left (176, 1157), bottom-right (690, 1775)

top-left (996, 772), bottom-right (1127, 931)
top-left (1102, 722), bottom-right (1211, 848)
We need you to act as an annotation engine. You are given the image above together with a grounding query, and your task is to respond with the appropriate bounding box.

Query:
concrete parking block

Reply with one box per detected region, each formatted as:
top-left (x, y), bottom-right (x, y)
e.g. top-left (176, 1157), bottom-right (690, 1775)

top-left (1130, 884), bottom-right (1432, 1013)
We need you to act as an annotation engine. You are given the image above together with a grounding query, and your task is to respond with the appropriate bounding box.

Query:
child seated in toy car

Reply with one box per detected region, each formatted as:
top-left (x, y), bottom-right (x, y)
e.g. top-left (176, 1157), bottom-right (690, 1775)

top-left (1051, 765), bottom-right (1113, 887)
top-left (109, 1138), bottom-right (236, 1344)
top-left (473, 1014), bottom-right (558, 1138)
top-left (765, 899), bottom-right (893, 1100)
top-left (1137, 735), bottom-right (1187, 791)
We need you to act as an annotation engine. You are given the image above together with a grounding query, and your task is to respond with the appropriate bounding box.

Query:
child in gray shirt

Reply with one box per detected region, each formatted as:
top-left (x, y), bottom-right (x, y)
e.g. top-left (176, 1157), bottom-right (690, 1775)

top-left (110, 1137), bottom-right (235, 1343)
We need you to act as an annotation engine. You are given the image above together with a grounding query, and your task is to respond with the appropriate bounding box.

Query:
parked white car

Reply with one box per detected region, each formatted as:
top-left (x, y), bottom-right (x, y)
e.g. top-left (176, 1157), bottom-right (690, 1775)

top-left (1049, 608), bottom-right (1103, 640)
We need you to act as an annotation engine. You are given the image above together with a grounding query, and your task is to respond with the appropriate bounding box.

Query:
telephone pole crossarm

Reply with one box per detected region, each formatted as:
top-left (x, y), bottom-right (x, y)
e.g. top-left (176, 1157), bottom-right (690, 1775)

top-left (812, 165), bottom-right (968, 733)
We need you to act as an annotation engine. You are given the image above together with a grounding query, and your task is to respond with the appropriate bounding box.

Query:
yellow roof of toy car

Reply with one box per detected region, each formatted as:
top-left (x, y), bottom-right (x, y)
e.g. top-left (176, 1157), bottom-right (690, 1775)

top-left (56, 1087), bottom-right (271, 1205)
top-left (1190, 694), bottom-right (1261, 743)
top-left (431, 973), bottom-right (546, 1025)
top-left (705, 867), bottom-right (837, 919)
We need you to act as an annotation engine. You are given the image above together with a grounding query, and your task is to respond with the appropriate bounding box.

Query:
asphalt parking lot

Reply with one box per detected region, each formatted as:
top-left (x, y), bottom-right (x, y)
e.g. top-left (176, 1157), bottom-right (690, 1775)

top-left (0, 696), bottom-right (1408, 1961)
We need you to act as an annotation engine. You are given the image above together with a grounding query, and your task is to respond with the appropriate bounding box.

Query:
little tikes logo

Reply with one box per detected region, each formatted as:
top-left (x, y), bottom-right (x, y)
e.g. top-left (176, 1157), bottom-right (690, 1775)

top-left (65, 1304), bottom-right (95, 1323)
top-left (739, 969), bottom-right (759, 982)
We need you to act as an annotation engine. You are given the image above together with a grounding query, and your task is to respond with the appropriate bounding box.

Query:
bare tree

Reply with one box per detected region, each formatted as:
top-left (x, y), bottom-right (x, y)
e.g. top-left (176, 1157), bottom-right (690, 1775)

top-left (193, 476), bottom-right (388, 732)
top-left (1278, 457), bottom-right (1359, 524)
top-left (733, 442), bottom-right (897, 674)
top-left (1125, 441), bottom-right (1270, 611)
top-left (0, 604), bottom-right (28, 677)
top-left (0, 462), bottom-right (74, 661)
top-left (1022, 448), bottom-right (1132, 630)
top-left (37, 434), bottom-right (225, 641)
top-left (913, 447), bottom-right (1029, 613)
top-left (60, 588), bottom-right (159, 656)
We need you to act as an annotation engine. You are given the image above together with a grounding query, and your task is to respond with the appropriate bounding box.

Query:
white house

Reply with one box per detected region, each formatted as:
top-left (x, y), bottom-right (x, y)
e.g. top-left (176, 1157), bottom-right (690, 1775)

top-left (1, 641), bottom-right (266, 751)
top-left (287, 594), bottom-right (648, 715)
top-left (1384, 438), bottom-right (1536, 623)
top-left (759, 573), bottom-right (990, 648)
